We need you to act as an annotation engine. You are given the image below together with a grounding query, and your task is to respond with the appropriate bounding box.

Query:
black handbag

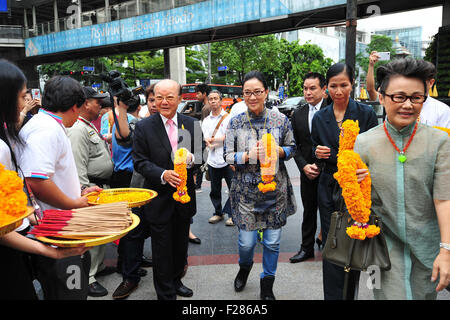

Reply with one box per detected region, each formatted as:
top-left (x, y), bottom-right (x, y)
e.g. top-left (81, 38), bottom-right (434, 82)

top-left (322, 185), bottom-right (391, 298)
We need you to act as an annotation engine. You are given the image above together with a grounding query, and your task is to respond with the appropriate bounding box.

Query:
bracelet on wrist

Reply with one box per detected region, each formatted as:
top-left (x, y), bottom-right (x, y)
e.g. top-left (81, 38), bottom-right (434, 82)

top-left (440, 242), bottom-right (450, 251)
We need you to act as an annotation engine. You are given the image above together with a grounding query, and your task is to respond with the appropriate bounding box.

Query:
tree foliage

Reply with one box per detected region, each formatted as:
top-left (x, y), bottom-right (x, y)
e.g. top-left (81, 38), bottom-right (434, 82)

top-left (37, 34), bottom-right (334, 97)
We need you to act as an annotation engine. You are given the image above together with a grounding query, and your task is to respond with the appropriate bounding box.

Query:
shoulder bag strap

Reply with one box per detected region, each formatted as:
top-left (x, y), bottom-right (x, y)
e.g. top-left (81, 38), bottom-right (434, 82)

top-left (211, 114), bottom-right (228, 138)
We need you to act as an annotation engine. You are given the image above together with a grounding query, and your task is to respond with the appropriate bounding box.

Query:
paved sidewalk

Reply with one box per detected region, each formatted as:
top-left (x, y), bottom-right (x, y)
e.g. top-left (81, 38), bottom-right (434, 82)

top-left (89, 159), bottom-right (450, 301)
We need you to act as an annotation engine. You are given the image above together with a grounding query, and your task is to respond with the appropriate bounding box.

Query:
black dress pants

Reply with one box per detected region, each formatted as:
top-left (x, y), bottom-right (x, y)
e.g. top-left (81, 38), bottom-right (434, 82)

top-left (299, 173), bottom-right (319, 252)
top-left (148, 212), bottom-right (190, 300)
top-left (318, 171), bottom-right (360, 300)
top-left (208, 165), bottom-right (233, 217)
top-left (118, 206), bottom-right (151, 283)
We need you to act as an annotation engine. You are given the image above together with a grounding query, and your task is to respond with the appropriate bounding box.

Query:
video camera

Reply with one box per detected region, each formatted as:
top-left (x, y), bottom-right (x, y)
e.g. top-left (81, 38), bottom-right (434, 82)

top-left (101, 70), bottom-right (144, 107)
top-left (101, 70), bottom-right (145, 140)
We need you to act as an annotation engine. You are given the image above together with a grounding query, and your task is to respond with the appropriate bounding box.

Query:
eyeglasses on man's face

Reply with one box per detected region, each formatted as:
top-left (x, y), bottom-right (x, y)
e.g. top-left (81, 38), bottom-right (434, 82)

top-left (243, 89), bottom-right (265, 97)
top-left (155, 95), bottom-right (176, 103)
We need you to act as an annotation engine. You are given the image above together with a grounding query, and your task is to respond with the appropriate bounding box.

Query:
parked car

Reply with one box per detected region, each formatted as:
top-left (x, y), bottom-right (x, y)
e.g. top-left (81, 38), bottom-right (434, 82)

top-left (177, 100), bottom-right (203, 120)
top-left (277, 96), bottom-right (305, 118)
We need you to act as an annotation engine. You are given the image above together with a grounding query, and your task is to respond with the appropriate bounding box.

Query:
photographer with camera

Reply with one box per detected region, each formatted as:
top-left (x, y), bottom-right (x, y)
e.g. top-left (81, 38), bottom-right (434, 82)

top-left (101, 71), bottom-right (153, 299)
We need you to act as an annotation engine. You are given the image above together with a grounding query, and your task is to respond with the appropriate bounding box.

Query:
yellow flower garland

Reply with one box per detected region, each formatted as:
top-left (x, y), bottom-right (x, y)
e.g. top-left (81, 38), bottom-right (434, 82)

top-left (0, 163), bottom-right (28, 226)
top-left (333, 120), bottom-right (380, 240)
top-left (258, 133), bottom-right (278, 193)
top-left (172, 148), bottom-right (191, 204)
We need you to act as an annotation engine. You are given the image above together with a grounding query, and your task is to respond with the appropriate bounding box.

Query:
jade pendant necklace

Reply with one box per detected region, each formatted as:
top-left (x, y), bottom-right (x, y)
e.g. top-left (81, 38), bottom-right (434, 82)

top-left (383, 120), bottom-right (419, 163)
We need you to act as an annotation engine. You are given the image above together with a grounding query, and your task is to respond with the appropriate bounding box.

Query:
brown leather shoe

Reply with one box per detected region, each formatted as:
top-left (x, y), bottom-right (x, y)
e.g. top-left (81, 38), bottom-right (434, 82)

top-left (112, 280), bottom-right (138, 300)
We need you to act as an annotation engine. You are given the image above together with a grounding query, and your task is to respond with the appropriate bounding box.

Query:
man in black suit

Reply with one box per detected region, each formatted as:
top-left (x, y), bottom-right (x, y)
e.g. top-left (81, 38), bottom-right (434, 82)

top-left (132, 79), bottom-right (201, 300)
top-left (290, 72), bottom-right (327, 263)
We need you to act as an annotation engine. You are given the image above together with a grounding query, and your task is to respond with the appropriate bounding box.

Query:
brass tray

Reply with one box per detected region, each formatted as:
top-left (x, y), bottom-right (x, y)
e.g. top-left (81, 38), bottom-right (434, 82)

top-left (0, 206), bottom-right (34, 237)
top-left (85, 188), bottom-right (157, 208)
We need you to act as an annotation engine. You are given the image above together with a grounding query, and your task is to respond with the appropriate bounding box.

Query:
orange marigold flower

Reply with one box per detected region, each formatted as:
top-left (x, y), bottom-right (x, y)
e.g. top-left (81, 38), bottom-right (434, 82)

top-left (334, 120), bottom-right (378, 240)
top-left (258, 133), bottom-right (278, 193)
top-left (173, 148), bottom-right (191, 204)
top-left (0, 163), bottom-right (28, 227)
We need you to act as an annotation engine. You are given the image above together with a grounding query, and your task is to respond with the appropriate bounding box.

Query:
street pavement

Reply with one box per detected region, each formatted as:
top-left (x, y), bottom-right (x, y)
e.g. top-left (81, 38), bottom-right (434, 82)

top-left (86, 158), bottom-right (450, 301)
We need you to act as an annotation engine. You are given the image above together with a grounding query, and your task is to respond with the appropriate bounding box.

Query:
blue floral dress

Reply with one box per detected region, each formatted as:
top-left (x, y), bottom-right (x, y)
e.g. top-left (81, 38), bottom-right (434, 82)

top-left (224, 108), bottom-right (297, 231)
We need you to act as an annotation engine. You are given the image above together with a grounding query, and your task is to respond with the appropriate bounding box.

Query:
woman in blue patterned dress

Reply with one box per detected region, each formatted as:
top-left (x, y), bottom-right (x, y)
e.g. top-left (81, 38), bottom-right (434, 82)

top-left (224, 71), bottom-right (297, 300)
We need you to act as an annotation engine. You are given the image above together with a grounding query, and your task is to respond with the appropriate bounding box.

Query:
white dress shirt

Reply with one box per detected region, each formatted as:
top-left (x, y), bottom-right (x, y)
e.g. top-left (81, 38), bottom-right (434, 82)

top-left (308, 99), bottom-right (323, 133)
top-left (420, 96), bottom-right (450, 128)
top-left (201, 109), bottom-right (230, 168)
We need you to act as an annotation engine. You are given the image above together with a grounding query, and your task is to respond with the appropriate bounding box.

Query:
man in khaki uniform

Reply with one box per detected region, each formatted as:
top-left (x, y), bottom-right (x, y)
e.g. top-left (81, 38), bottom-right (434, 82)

top-left (68, 87), bottom-right (114, 297)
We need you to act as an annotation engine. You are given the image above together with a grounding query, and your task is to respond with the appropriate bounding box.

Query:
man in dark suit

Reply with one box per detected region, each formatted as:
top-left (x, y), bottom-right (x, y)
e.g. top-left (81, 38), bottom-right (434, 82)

top-left (290, 72), bottom-right (327, 263)
top-left (132, 79), bottom-right (201, 300)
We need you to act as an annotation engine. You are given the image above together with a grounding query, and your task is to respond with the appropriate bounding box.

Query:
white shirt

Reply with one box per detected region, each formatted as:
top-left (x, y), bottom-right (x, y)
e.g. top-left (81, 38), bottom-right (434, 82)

top-left (18, 110), bottom-right (81, 211)
top-left (0, 139), bottom-right (13, 171)
top-left (420, 96), bottom-right (450, 128)
top-left (202, 109), bottom-right (231, 168)
top-left (228, 101), bottom-right (247, 119)
top-left (308, 99), bottom-right (323, 133)
top-left (0, 139), bottom-right (29, 231)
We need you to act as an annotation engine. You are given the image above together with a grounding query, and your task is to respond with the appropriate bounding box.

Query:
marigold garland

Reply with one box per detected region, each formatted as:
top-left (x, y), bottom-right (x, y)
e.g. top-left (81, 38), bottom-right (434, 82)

top-left (172, 148), bottom-right (191, 204)
top-left (258, 133), bottom-right (278, 193)
top-left (333, 120), bottom-right (380, 240)
top-left (0, 163), bottom-right (28, 227)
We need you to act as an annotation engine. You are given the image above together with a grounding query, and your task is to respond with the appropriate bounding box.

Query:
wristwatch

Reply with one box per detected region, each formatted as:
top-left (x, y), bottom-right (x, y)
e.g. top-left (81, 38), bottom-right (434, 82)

top-left (440, 243), bottom-right (450, 251)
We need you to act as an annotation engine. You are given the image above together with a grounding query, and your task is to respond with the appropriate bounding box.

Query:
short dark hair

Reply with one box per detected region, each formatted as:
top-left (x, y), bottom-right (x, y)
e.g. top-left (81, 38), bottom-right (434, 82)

top-left (243, 70), bottom-right (269, 90)
top-left (422, 60), bottom-right (437, 80)
top-left (195, 83), bottom-right (210, 95)
top-left (145, 82), bottom-right (157, 100)
top-left (376, 58), bottom-right (429, 94)
top-left (124, 96), bottom-right (140, 114)
top-left (304, 72), bottom-right (326, 88)
top-left (326, 63), bottom-right (354, 85)
top-left (42, 76), bottom-right (86, 112)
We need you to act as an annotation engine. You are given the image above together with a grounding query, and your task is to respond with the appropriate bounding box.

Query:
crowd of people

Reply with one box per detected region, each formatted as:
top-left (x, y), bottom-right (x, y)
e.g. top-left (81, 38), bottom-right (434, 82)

top-left (0, 55), bottom-right (449, 301)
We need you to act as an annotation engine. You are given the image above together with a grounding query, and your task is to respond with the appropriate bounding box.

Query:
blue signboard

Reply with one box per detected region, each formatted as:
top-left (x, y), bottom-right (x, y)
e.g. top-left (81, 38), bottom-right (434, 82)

top-left (25, 0), bottom-right (346, 57)
top-left (218, 66), bottom-right (228, 71)
top-left (278, 86), bottom-right (284, 99)
top-left (83, 66), bottom-right (95, 72)
top-left (0, 0), bottom-right (8, 13)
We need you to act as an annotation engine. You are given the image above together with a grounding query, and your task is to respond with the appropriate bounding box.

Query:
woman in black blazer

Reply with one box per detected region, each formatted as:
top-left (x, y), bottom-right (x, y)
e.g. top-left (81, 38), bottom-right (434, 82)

top-left (311, 63), bottom-right (379, 300)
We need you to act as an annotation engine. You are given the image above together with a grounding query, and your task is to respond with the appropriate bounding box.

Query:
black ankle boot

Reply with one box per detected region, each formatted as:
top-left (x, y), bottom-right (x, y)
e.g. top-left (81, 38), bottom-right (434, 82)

top-left (260, 276), bottom-right (276, 300)
top-left (234, 263), bottom-right (253, 292)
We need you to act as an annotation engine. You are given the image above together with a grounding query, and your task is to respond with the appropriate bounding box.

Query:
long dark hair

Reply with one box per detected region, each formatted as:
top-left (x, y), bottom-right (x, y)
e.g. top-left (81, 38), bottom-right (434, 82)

top-left (0, 59), bottom-right (27, 170)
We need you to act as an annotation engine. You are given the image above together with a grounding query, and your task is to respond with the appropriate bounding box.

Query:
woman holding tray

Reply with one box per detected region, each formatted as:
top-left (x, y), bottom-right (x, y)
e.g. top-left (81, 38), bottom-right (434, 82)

top-left (354, 58), bottom-right (450, 299)
top-left (0, 59), bottom-right (89, 300)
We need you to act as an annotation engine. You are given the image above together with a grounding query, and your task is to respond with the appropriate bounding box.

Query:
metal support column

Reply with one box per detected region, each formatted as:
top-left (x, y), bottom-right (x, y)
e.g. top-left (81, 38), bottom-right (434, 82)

top-left (443, 0), bottom-right (450, 26)
top-left (54, 0), bottom-right (59, 32)
top-left (23, 8), bottom-right (29, 37)
top-left (345, 0), bottom-right (357, 98)
top-left (105, 0), bottom-right (110, 22)
top-left (32, 5), bottom-right (37, 35)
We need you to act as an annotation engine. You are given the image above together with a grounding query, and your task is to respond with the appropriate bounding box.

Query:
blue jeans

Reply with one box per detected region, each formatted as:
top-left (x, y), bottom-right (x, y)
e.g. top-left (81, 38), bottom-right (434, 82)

top-left (238, 228), bottom-right (281, 278)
